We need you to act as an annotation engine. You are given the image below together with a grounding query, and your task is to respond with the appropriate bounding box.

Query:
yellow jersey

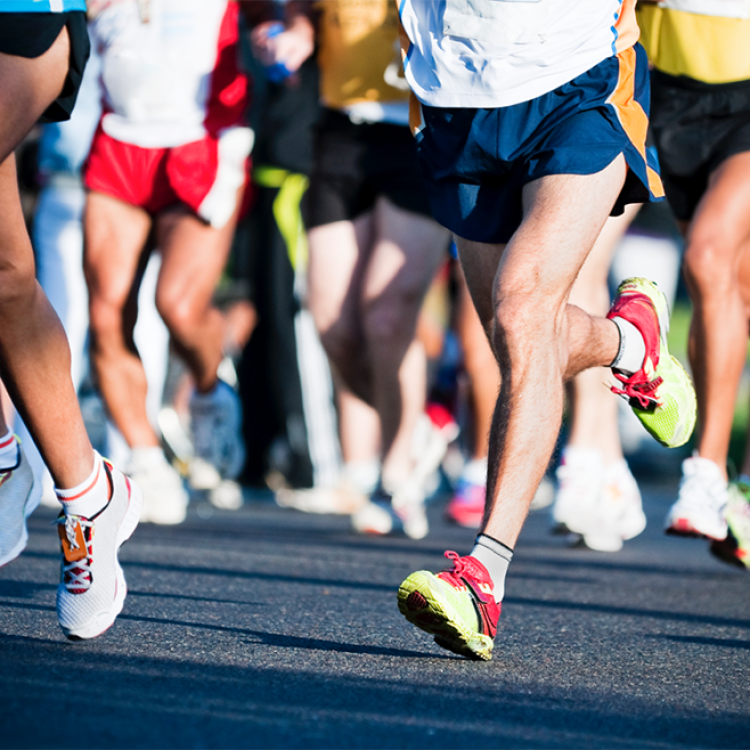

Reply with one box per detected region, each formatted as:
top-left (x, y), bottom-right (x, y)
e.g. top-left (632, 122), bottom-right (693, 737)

top-left (638, 3), bottom-right (750, 83)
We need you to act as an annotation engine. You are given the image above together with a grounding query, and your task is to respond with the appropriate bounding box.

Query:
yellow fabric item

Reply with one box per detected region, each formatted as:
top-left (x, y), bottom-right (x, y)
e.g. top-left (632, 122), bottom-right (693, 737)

top-left (314, 0), bottom-right (409, 109)
top-left (253, 166), bottom-right (310, 272)
top-left (637, 5), bottom-right (750, 83)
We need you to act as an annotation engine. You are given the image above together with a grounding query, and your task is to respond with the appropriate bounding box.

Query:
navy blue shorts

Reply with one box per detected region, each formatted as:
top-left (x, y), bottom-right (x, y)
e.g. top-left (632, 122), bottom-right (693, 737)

top-left (414, 43), bottom-right (664, 244)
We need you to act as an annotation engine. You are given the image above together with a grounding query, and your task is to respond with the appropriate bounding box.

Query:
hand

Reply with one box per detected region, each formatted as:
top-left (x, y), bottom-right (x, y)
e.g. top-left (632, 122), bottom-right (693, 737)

top-left (250, 18), bottom-right (315, 74)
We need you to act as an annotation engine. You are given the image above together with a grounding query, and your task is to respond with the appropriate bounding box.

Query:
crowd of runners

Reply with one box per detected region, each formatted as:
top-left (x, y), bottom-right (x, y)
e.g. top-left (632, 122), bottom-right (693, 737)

top-left (0, 0), bottom-right (748, 660)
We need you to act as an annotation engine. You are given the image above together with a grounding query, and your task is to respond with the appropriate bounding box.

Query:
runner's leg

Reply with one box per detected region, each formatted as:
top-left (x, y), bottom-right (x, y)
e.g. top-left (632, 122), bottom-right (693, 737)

top-left (458, 157), bottom-right (626, 547)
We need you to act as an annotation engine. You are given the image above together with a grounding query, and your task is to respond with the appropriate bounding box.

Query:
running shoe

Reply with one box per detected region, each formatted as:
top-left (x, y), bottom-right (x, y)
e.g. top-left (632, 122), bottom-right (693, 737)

top-left (665, 456), bottom-right (728, 540)
top-left (445, 476), bottom-right (486, 528)
top-left (583, 459), bottom-right (646, 552)
top-left (550, 448), bottom-right (604, 537)
top-left (189, 379), bottom-right (246, 487)
top-left (397, 551), bottom-right (500, 661)
top-left (276, 482), bottom-right (366, 515)
top-left (127, 449), bottom-right (187, 525)
top-left (607, 278), bottom-right (696, 449)
top-left (351, 484), bottom-right (428, 540)
top-left (56, 460), bottom-right (142, 640)
top-left (410, 404), bottom-right (460, 497)
top-left (710, 479), bottom-right (750, 569)
top-left (0, 439), bottom-right (39, 567)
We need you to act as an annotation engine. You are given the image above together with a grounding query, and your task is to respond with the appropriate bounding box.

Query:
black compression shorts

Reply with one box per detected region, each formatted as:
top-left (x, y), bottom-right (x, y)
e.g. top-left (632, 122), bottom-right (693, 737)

top-left (305, 107), bottom-right (433, 229)
top-left (0, 11), bottom-right (90, 123)
top-left (650, 70), bottom-right (750, 222)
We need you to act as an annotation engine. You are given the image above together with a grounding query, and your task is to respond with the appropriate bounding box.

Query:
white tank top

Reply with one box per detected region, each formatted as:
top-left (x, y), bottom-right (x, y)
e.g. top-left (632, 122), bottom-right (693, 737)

top-left (398, 0), bottom-right (640, 108)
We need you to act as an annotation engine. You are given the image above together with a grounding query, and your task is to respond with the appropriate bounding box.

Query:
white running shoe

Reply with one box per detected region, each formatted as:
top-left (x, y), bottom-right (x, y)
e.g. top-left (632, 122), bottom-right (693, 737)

top-left (189, 380), bottom-right (245, 488)
top-left (665, 455), bottom-right (728, 540)
top-left (0, 440), bottom-right (40, 567)
top-left (582, 460), bottom-right (646, 552)
top-left (351, 484), bottom-right (428, 540)
top-left (275, 483), bottom-right (366, 515)
top-left (127, 449), bottom-right (187, 525)
top-left (56, 461), bottom-right (142, 640)
top-left (550, 448), bottom-right (605, 536)
top-left (208, 479), bottom-right (244, 511)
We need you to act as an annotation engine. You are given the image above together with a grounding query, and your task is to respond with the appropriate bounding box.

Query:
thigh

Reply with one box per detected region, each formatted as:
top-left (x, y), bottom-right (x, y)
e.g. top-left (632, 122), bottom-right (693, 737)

top-left (362, 197), bottom-right (448, 311)
top-left (307, 212), bottom-right (374, 335)
top-left (83, 191), bottom-right (152, 309)
top-left (0, 27), bottom-right (69, 163)
top-left (458, 155), bottom-right (628, 330)
top-left (688, 151), bottom-right (750, 258)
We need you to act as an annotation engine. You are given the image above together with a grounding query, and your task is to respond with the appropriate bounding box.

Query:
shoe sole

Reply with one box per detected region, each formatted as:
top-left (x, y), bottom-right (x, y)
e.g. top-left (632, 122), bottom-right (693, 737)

top-left (397, 572), bottom-right (493, 661)
top-left (62, 479), bottom-right (143, 641)
top-left (710, 537), bottom-right (750, 569)
top-left (664, 515), bottom-right (727, 542)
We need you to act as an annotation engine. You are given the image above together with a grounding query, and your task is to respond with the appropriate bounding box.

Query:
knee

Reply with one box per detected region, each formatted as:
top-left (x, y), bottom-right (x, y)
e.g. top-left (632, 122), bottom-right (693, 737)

top-left (683, 234), bottom-right (738, 298)
top-left (363, 288), bottom-right (420, 349)
top-left (0, 256), bottom-right (36, 314)
top-left (156, 292), bottom-right (201, 341)
top-left (492, 292), bottom-right (558, 363)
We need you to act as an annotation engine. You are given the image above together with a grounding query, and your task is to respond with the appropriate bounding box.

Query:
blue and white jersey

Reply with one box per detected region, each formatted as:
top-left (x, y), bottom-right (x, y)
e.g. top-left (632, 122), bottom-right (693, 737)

top-left (398, 0), bottom-right (640, 108)
top-left (0, 0), bottom-right (87, 12)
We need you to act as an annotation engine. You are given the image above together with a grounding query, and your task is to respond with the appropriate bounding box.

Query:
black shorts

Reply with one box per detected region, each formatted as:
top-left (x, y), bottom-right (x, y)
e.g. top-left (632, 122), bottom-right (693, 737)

top-left (650, 70), bottom-right (750, 221)
top-left (305, 108), bottom-right (433, 229)
top-left (0, 11), bottom-right (90, 123)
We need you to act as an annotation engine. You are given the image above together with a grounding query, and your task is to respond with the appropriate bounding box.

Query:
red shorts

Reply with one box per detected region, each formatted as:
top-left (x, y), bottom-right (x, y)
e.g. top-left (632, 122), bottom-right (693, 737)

top-left (83, 125), bottom-right (254, 227)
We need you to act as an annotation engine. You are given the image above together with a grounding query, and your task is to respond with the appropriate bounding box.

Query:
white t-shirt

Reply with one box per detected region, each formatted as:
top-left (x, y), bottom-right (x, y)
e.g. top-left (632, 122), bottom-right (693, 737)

top-left (398, 0), bottom-right (640, 108)
top-left (89, 0), bottom-right (235, 148)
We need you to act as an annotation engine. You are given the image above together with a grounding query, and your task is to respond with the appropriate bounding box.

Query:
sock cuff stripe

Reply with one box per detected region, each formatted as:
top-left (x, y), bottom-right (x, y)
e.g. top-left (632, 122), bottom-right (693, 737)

top-left (56, 459), bottom-right (101, 502)
top-left (475, 533), bottom-right (514, 558)
top-left (0, 434), bottom-right (15, 450)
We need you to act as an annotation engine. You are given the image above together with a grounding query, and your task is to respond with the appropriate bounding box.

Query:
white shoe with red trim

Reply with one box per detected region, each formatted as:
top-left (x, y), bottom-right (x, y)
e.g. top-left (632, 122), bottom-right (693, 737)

top-left (56, 461), bottom-right (142, 640)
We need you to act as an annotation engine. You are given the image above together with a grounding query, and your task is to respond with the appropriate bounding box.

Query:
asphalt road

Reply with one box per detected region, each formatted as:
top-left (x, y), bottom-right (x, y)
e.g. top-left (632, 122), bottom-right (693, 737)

top-left (1, 472), bottom-right (749, 749)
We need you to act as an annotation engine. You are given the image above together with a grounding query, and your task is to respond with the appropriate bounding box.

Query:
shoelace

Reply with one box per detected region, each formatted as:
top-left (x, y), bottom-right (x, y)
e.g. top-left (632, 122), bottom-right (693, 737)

top-left (611, 373), bottom-right (664, 410)
top-left (440, 550), bottom-right (467, 586)
top-left (54, 514), bottom-right (94, 592)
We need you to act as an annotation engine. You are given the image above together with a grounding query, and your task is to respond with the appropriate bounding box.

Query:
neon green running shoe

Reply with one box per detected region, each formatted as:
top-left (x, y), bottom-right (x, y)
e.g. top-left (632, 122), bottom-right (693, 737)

top-left (710, 479), bottom-right (750, 569)
top-left (397, 551), bottom-right (500, 661)
top-left (607, 278), bottom-right (696, 449)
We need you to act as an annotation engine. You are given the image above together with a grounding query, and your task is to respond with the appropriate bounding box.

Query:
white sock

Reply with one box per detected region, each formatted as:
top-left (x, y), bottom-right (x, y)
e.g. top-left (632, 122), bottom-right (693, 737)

top-left (470, 534), bottom-right (513, 603)
top-left (343, 459), bottom-right (380, 495)
top-left (610, 317), bottom-right (646, 375)
top-left (56, 451), bottom-right (110, 519)
top-left (461, 457), bottom-right (487, 485)
top-left (0, 429), bottom-right (18, 472)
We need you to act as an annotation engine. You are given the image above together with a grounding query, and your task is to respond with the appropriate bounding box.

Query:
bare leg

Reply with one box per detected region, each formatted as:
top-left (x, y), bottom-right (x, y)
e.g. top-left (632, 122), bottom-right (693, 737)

top-left (360, 197), bottom-right (449, 486)
top-left (683, 153), bottom-right (750, 480)
top-left (458, 157), bottom-right (627, 547)
top-left (307, 213), bottom-right (374, 402)
top-left (0, 33), bottom-right (94, 487)
top-left (85, 192), bottom-right (155, 448)
top-left (308, 201), bottom-right (449, 485)
top-left (566, 205), bottom-right (640, 462)
top-left (155, 201), bottom-right (241, 393)
top-left (456, 263), bottom-right (498, 462)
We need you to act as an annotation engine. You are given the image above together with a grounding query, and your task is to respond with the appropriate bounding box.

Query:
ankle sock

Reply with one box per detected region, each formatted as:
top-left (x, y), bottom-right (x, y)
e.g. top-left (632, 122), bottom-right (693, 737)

top-left (470, 533), bottom-right (513, 603)
top-left (56, 451), bottom-right (110, 519)
top-left (610, 316), bottom-right (646, 375)
top-left (0, 429), bottom-right (18, 472)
